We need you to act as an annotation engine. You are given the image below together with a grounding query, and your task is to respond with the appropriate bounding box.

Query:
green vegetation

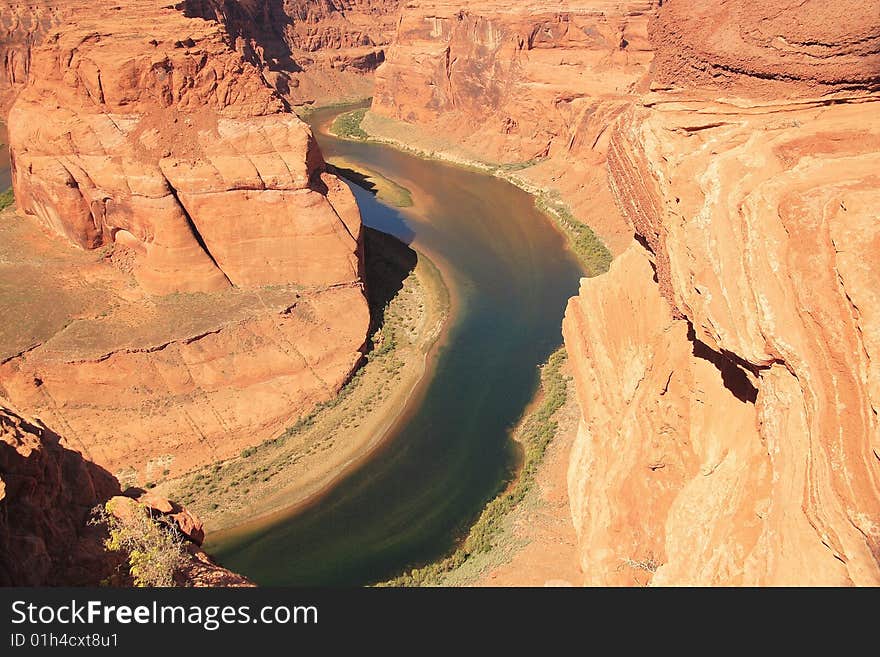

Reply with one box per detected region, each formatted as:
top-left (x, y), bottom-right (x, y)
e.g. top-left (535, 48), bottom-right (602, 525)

top-left (331, 108), bottom-right (369, 140)
top-left (0, 188), bottom-right (13, 211)
top-left (165, 229), bottom-right (448, 523)
top-left (498, 158), bottom-right (544, 173)
top-left (93, 501), bottom-right (185, 587)
top-left (621, 553), bottom-right (662, 574)
top-left (382, 348), bottom-right (570, 586)
top-left (536, 192), bottom-right (612, 277)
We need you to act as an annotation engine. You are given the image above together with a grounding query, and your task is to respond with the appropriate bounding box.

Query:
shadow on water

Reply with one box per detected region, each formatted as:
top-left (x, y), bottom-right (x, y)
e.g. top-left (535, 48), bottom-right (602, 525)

top-left (328, 164), bottom-right (380, 198)
top-left (348, 181), bottom-right (416, 245)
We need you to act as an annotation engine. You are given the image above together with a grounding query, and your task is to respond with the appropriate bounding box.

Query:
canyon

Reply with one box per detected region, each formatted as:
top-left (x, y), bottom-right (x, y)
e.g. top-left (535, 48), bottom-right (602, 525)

top-left (0, 397), bottom-right (252, 585)
top-left (182, 0), bottom-right (401, 104)
top-left (368, 0), bottom-right (656, 254)
top-left (0, 0), bottom-right (372, 583)
top-left (562, 0), bottom-right (880, 585)
top-left (2, 0), bottom-right (879, 586)
top-left (1, 0), bottom-right (369, 484)
top-left (358, 0), bottom-right (880, 585)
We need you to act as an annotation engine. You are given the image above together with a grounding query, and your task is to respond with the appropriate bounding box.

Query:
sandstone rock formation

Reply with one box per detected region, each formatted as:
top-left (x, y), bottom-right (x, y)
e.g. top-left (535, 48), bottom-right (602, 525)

top-left (0, 399), bottom-right (249, 586)
top-left (0, 2), bottom-right (60, 111)
top-left (370, 0), bottom-right (656, 252)
top-left (374, 0), bottom-right (654, 163)
top-left (563, 0), bottom-right (880, 585)
top-left (183, 0), bottom-right (401, 104)
top-left (0, 400), bottom-right (120, 585)
top-left (8, 0), bottom-right (364, 295)
top-left (0, 1), bottom-right (369, 484)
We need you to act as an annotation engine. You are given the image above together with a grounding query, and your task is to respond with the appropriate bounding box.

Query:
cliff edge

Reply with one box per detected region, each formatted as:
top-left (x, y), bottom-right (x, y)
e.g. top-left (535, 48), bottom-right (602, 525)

top-left (563, 0), bottom-right (880, 585)
top-left (0, 1), bottom-right (369, 485)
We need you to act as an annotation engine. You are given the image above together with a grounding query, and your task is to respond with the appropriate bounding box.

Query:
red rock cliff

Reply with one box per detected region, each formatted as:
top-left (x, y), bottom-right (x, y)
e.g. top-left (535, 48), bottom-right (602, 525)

top-left (563, 0), bottom-right (880, 585)
top-left (182, 0), bottom-right (402, 104)
top-left (0, 399), bottom-right (250, 586)
top-left (370, 0), bottom-right (656, 252)
top-left (0, 1), bottom-right (369, 485)
top-left (374, 0), bottom-right (653, 162)
top-left (8, 1), bottom-right (364, 294)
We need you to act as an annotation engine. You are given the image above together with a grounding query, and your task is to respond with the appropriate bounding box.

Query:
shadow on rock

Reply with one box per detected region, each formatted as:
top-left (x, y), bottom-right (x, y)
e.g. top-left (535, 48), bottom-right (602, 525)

top-left (0, 404), bottom-right (122, 585)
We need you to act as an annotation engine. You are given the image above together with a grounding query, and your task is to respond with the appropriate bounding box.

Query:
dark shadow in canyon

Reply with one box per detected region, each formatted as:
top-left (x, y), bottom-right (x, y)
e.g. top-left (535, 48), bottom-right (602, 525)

top-left (327, 164), bottom-right (380, 198)
top-left (362, 227), bottom-right (417, 353)
top-left (0, 408), bottom-right (121, 585)
top-left (177, 0), bottom-right (296, 71)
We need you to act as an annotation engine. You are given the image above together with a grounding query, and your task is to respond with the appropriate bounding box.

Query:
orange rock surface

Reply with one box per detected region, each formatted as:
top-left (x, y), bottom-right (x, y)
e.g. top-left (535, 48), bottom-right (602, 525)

top-left (0, 399), bottom-right (250, 585)
top-left (0, 399), bottom-right (120, 585)
top-left (0, 2), bottom-right (60, 111)
top-left (374, 0), bottom-right (654, 163)
top-left (367, 0), bottom-right (880, 587)
top-left (184, 0), bottom-right (402, 104)
top-left (8, 1), bottom-right (363, 294)
top-left (563, 0), bottom-right (880, 585)
top-left (0, 1), bottom-right (369, 484)
top-left (371, 0), bottom-right (657, 252)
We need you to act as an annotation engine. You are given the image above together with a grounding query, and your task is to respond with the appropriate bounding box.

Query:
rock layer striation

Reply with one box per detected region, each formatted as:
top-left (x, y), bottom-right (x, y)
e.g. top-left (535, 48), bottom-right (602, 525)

top-left (563, 0), bottom-right (880, 585)
top-left (0, 1), bottom-right (369, 484)
top-left (182, 0), bottom-right (402, 104)
top-left (369, 0), bottom-right (657, 253)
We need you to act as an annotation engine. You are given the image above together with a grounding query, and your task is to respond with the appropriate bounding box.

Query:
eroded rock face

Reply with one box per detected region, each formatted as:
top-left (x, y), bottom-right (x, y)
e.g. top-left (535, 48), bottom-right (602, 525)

top-left (183, 0), bottom-right (402, 104)
top-left (374, 0), bottom-right (654, 163)
top-left (8, 0), bottom-right (363, 294)
top-left (0, 1), bottom-right (369, 484)
top-left (370, 0), bottom-right (656, 253)
top-left (0, 400), bottom-right (120, 585)
top-left (0, 2), bottom-right (60, 112)
top-left (650, 0), bottom-right (880, 97)
top-left (563, 0), bottom-right (880, 585)
top-left (0, 400), bottom-right (249, 586)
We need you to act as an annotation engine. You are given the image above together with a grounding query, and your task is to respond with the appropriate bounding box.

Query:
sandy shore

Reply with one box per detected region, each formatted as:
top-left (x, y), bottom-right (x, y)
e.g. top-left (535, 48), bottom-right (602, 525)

top-left (453, 360), bottom-right (583, 587)
top-left (161, 232), bottom-right (452, 534)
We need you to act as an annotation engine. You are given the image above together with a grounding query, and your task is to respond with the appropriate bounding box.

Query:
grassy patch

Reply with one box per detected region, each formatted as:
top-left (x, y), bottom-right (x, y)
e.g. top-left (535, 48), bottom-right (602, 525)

top-left (0, 188), bottom-right (13, 211)
top-left (381, 348), bottom-right (570, 586)
top-left (331, 108), bottom-right (369, 141)
top-left (536, 192), bottom-right (612, 277)
top-left (498, 158), bottom-right (544, 173)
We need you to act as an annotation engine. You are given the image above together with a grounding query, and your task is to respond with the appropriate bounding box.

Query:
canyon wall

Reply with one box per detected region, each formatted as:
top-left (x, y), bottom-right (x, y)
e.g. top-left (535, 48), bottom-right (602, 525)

top-left (563, 0), bottom-right (880, 585)
top-left (0, 1), bottom-right (369, 484)
top-left (182, 0), bottom-right (402, 104)
top-left (0, 399), bottom-right (120, 585)
top-left (0, 3), bottom-right (60, 111)
top-left (2, 1), bottom-right (403, 112)
top-left (370, 0), bottom-right (657, 252)
top-left (0, 399), bottom-right (250, 585)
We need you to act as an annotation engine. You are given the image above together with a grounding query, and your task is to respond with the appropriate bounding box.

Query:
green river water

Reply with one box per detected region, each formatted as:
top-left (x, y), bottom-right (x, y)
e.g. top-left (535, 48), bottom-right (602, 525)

top-left (207, 107), bottom-right (584, 585)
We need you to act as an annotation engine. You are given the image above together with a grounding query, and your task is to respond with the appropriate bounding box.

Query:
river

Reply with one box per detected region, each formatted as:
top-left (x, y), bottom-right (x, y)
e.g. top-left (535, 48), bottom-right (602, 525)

top-left (206, 107), bottom-right (584, 585)
top-left (0, 123), bottom-right (10, 191)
